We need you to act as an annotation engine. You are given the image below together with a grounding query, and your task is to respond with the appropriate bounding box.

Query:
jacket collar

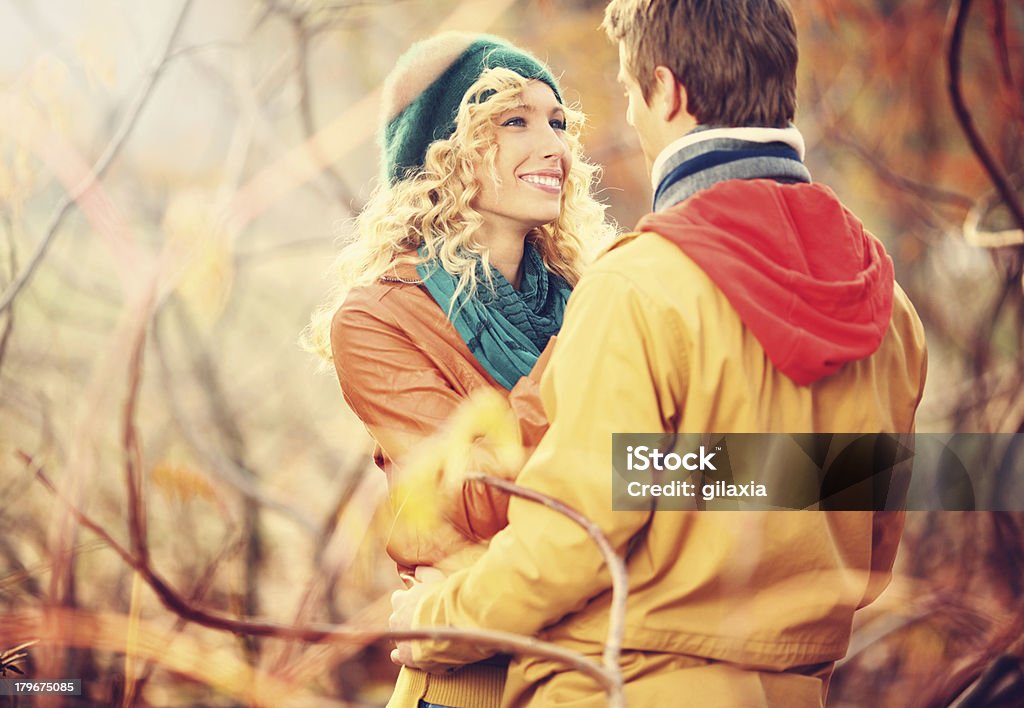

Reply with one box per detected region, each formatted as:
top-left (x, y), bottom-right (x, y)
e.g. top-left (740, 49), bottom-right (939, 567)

top-left (380, 255), bottom-right (424, 284)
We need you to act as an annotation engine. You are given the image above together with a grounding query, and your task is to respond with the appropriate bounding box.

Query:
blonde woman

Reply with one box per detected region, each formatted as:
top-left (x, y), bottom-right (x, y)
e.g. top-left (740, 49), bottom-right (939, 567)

top-left (305, 33), bottom-right (611, 708)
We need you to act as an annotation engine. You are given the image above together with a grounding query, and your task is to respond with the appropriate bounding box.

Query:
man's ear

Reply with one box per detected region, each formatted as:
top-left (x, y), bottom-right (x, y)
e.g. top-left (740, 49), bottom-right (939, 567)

top-left (652, 65), bottom-right (685, 122)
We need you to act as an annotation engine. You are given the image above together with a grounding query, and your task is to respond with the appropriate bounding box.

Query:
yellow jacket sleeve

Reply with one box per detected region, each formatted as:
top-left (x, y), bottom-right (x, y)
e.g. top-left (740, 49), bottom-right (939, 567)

top-left (409, 268), bottom-right (687, 667)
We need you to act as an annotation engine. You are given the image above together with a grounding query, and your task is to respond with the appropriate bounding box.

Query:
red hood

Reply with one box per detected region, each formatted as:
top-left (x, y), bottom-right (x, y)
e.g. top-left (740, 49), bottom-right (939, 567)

top-left (636, 180), bottom-right (894, 386)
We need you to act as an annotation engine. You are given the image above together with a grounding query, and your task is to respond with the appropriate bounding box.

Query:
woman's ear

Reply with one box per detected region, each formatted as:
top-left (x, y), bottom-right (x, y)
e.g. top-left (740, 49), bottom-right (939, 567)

top-left (652, 65), bottom-right (686, 122)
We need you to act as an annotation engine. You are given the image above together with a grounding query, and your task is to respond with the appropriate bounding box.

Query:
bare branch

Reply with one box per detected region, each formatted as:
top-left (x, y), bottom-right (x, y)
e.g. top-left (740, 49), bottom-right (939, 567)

top-left (990, 0), bottom-right (1015, 90)
top-left (227, 0), bottom-right (522, 230)
top-left (0, 0), bottom-right (194, 316)
top-left (922, 597), bottom-right (1024, 707)
top-left (469, 474), bottom-right (626, 707)
top-left (291, 17), bottom-right (358, 210)
top-left (964, 190), bottom-right (1024, 247)
top-left (17, 449), bottom-right (620, 697)
top-left (123, 318), bottom-right (149, 563)
top-left (151, 305), bottom-right (318, 534)
top-left (0, 535), bottom-right (44, 600)
top-left (265, 460), bottom-right (369, 676)
top-left (829, 130), bottom-right (975, 210)
top-left (945, 0), bottom-right (1024, 232)
top-left (0, 213), bottom-right (16, 376)
top-left (132, 534), bottom-right (246, 696)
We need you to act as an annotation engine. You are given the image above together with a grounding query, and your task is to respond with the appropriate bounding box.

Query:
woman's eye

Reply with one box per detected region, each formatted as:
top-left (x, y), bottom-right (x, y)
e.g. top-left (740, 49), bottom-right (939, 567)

top-left (502, 117), bottom-right (526, 127)
top-left (550, 118), bottom-right (567, 131)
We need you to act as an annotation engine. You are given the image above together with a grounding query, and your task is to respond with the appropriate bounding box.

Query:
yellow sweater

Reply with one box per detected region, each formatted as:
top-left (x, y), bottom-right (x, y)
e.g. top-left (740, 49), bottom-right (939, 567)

top-left (388, 662), bottom-right (506, 708)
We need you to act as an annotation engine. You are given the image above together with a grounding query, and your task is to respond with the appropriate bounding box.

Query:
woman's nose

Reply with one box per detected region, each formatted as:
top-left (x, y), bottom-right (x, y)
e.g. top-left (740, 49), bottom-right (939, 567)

top-left (539, 127), bottom-right (568, 160)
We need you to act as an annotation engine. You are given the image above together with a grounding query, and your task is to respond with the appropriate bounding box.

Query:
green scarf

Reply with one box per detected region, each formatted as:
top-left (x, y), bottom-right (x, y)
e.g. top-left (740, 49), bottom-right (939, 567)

top-left (417, 244), bottom-right (571, 390)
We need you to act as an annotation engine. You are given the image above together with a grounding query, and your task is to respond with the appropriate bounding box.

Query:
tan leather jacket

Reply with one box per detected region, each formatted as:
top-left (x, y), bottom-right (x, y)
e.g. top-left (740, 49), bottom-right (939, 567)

top-left (331, 259), bottom-right (552, 575)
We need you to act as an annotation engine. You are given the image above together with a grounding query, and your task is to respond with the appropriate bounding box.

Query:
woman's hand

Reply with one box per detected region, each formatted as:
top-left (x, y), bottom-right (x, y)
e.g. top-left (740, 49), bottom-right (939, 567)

top-left (389, 566), bottom-right (446, 667)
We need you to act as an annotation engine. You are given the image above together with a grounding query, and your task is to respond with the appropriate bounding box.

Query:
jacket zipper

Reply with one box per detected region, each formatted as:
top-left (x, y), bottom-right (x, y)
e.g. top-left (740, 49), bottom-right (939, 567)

top-left (380, 275), bottom-right (423, 285)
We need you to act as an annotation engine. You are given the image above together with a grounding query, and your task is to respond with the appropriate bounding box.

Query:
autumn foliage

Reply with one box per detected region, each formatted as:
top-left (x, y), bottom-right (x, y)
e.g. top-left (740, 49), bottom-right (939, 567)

top-left (1, 1), bottom-right (1022, 705)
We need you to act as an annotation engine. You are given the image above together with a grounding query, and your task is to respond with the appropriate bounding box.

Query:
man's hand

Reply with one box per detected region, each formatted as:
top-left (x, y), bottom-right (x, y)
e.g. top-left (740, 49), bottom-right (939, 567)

top-left (390, 567), bottom-right (446, 668)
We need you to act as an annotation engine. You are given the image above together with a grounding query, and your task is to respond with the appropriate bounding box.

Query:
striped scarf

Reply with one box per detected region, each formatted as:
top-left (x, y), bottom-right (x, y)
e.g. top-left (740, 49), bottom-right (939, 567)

top-left (652, 125), bottom-right (811, 212)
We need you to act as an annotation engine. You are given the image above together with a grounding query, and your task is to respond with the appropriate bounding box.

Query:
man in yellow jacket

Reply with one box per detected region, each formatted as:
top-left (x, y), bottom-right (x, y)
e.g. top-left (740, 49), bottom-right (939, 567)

top-left (391, 1), bottom-right (927, 705)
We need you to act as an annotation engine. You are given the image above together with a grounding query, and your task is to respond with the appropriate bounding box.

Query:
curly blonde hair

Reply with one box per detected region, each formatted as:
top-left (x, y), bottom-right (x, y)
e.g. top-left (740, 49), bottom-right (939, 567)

top-left (303, 67), bottom-right (614, 362)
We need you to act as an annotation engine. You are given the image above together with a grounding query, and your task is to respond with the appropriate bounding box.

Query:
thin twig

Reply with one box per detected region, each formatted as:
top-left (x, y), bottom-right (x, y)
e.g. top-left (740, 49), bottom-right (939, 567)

top-left (291, 17), bottom-right (358, 209)
top-left (946, 0), bottom-right (1024, 232)
top-left (132, 534), bottom-right (246, 694)
top-left (0, 0), bottom-right (194, 316)
top-left (0, 535), bottom-right (44, 599)
top-left (123, 315), bottom-right (149, 563)
top-left (990, 0), bottom-right (1014, 90)
top-left (151, 306), bottom-right (317, 534)
top-left (469, 473), bottom-right (627, 707)
top-left (0, 214), bottom-right (16, 376)
top-left (970, 274), bottom-right (1017, 386)
top-left (161, 298), bottom-right (265, 660)
top-left (266, 460), bottom-right (368, 676)
top-left (923, 597), bottom-right (1024, 707)
top-left (963, 189), bottom-right (1024, 247)
top-left (830, 130), bottom-right (975, 210)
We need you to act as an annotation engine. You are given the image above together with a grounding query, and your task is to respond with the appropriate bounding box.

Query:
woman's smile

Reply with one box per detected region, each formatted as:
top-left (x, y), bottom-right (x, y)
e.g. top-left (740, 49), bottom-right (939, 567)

top-left (519, 170), bottom-right (564, 194)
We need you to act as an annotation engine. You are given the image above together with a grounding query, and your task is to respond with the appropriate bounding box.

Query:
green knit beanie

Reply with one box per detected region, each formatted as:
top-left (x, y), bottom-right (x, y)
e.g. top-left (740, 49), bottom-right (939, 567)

top-left (380, 32), bottom-right (562, 185)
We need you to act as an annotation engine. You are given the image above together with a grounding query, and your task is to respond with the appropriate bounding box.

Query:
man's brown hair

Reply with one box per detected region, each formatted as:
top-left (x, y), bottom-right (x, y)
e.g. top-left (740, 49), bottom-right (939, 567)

top-left (603, 0), bottom-right (798, 127)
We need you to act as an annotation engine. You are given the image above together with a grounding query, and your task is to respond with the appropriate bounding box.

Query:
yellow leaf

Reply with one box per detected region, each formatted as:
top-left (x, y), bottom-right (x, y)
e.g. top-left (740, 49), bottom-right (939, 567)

top-left (391, 388), bottom-right (524, 533)
top-left (150, 462), bottom-right (219, 504)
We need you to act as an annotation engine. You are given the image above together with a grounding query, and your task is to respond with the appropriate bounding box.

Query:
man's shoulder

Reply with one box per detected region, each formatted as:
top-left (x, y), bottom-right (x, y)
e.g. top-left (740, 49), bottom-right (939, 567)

top-left (890, 280), bottom-right (928, 359)
top-left (586, 230), bottom-right (709, 293)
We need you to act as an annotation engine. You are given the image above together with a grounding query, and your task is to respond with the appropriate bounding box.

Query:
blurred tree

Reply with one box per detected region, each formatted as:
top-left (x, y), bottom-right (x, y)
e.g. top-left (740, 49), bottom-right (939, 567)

top-left (0, 1), bottom-right (1021, 705)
